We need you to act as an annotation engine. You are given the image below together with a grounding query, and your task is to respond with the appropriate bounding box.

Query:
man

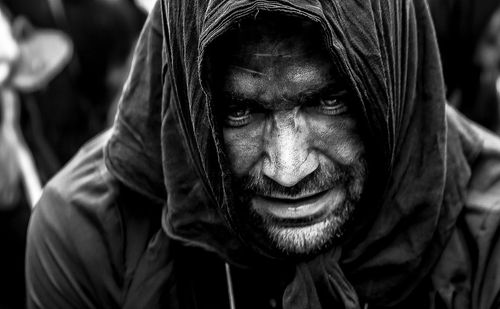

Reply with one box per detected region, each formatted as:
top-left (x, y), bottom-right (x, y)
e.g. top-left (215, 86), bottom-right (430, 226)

top-left (26, 0), bottom-right (500, 308)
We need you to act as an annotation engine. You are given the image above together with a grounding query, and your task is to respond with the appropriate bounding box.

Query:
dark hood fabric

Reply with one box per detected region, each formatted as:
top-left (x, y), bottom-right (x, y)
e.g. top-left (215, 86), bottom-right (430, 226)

top-left (105, 0), bottom-right (473, 307)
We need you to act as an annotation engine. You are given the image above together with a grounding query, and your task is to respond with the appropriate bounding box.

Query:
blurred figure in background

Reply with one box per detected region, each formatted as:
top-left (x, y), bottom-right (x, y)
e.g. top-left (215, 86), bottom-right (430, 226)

top-left (2, 0), bottom-right (146, 168)
top-left (135, 0), bottom-right (155, 13)
top-left (0, 5), bottom-right (22, 210)
top-left (0, 7), bottom-right (33, 308)
top-left (0, 5), bottom-right (63, 308)
top-left (474, 7), bottom-right (500, 133)
top-left (0, 1), bottom-right (146, 308)
top-left (429, 0), bottom-right (500, 133)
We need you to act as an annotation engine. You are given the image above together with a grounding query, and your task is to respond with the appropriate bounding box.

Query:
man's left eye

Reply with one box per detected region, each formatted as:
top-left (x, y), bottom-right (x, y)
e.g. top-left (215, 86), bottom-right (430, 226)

top-left (318, 97), bottom-right (348, 115)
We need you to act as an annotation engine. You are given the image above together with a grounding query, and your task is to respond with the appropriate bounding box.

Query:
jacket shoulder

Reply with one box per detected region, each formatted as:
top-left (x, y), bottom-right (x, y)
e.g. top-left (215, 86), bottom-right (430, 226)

top-left (26, 132), bottom-right (167, 309)
top-left (462, 112), bottom-right (500, 309)
top-left (436, 107), bottom-right (500, 309)
top-left (26, 132), bottom-right (124, 308)
top-left (446, 105), bottom-right (500, 210)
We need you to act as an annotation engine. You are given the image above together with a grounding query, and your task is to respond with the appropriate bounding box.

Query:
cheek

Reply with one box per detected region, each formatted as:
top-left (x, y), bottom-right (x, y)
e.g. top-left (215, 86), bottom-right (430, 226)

top-left (223, 124), bottom-right (264, 177)
top-left (307, 115), bottom-right (365, 165)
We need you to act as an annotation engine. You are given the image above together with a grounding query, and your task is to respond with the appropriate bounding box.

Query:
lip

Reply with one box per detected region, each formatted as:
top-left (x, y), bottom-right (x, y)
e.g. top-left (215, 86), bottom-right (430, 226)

top-left (251, 188), bottom-right (344, 222)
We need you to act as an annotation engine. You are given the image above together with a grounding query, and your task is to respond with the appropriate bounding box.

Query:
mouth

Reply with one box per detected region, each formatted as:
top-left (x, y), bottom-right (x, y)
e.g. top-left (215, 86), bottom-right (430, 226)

top-left (251, 188), bottom-right (344, 225)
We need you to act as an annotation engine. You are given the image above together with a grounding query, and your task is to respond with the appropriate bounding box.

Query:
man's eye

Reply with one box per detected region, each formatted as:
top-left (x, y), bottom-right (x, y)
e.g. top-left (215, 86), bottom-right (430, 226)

top-left (224, 107), bottom-right (252, 127)
top-left (318, 97), bottom-right (348, 115)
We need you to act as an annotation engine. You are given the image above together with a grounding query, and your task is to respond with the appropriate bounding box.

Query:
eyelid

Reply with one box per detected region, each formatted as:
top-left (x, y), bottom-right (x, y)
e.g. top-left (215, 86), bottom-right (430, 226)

top-left (317, 91), bottom-right (350, 115)
top-left (323, 89), bottom-right (349, 99)
top-left (224, 115), bottom-right (252, 127)
top-left (321, 99), bottom-right (347, 109)
top-left (224, 105), bottom-right (253, 127)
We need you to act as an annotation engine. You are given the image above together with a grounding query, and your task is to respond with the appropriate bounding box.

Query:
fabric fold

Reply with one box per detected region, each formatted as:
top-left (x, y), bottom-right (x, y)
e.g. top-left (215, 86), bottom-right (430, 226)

top-left (283, 250), bottom-right (361, 309)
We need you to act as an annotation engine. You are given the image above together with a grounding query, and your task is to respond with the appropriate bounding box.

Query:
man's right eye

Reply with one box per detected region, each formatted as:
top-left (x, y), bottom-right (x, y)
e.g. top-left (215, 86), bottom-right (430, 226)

top-left (224, 107), bottom-right (253, 127)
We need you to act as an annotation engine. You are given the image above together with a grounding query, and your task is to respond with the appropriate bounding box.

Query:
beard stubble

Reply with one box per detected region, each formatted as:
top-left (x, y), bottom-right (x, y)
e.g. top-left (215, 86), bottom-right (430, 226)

top-left (229, 158), bottom-right (367, 256)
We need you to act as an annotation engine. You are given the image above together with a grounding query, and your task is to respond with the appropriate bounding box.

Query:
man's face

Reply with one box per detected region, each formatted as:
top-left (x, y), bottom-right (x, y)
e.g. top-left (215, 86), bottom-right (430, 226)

top-left (214, 22), bottom-right (368, 256)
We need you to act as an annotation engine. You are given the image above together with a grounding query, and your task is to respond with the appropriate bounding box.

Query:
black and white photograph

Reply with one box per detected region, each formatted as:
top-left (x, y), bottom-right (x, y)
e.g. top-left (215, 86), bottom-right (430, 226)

top-left (1, 0), bottom-right (500, 308)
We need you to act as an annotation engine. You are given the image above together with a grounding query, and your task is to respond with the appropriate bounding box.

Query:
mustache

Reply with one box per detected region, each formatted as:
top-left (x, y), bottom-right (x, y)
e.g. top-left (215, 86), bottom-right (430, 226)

top-left (235, 164), bottom-right (355, 199)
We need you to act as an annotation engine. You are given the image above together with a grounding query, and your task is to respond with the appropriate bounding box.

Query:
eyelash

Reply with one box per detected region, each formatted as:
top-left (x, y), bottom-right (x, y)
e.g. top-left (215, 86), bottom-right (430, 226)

top-left (224, 106), bottom-right (253, 127)
top-left (316, 98), bottom-right (349, 115)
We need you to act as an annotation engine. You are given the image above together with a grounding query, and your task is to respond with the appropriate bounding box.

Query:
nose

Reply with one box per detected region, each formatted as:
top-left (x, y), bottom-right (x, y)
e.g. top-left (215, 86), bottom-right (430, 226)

top-left (262, 109), bottom-right (318, 187)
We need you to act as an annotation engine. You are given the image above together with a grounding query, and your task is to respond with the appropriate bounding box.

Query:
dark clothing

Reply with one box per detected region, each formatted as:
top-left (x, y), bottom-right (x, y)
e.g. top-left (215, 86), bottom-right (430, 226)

top-left (27, 0), bottom-right (500, 308)
top-left (0, 195), bottom-right (30, 309)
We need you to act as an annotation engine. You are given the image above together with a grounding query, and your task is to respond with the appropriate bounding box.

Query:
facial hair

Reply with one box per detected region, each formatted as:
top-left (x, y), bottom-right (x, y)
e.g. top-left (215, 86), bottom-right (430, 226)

top-left (229, 158), bottom-right (367, 257)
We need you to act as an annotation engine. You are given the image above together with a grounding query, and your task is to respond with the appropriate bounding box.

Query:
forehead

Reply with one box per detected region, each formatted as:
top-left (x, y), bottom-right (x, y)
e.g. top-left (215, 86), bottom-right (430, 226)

top-left (223, 57), bottom-right (335, 104)
top-left (211, 16), bottom-right (338, 104)
top-left (217, 16), bottom-right (329, 67)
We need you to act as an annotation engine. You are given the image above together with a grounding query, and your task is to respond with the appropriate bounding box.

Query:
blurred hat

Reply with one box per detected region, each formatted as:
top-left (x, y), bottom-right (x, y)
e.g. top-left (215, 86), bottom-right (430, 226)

top-left (135, 0), bottom-right (156, 13)
top-left (10, 17), bottom-right (73, 92)
top-left (0, 12), bottom-right (73, 93)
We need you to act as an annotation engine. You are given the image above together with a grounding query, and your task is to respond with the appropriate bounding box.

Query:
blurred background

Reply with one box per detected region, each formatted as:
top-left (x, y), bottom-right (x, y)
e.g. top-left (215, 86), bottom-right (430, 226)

top-left (0, 0), bottom-right (149, 307)
top-left (429, 0), bottom-right (500, 132)
top-left (0, 0), bottom-right (500, 308)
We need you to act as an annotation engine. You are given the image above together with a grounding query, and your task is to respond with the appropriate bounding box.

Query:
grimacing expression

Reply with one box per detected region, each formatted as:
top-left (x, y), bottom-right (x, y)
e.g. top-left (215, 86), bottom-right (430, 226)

top-left (213, 19), bottom-right (368, 256)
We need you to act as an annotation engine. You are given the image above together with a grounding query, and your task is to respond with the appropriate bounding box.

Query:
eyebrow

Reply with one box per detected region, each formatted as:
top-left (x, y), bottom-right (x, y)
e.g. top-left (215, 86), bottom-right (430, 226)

top-left (221, 81), bottom-right (347, 109)
top-left (294, 82), bottom-right (348, 105)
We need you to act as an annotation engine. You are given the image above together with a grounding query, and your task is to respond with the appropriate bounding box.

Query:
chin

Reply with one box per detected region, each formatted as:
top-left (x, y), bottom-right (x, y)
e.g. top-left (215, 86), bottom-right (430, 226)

top-left (267, 216), bottom-right (341, 256)
top-left (232, 188), bottom-right (359, 258)
top-left (261, 202), bottom-right (354, 258)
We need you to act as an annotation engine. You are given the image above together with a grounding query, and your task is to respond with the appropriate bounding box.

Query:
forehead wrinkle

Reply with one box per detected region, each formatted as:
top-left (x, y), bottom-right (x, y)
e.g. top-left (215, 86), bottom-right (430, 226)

top-left (229, 65), bottom-right (267, 77)
top-left (252, 53), bottom-right (294, 58)
top-left (235, 36), bottom-right (315, 58)
top-left (244, 49), bottom-right (314, 58)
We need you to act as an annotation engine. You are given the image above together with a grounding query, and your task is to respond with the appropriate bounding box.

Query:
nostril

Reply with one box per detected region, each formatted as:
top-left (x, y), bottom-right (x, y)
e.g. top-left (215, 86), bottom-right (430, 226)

top-left (262, 151), bottom-right (319, 187)
top-left (273, 170), bottom-right (305, 187)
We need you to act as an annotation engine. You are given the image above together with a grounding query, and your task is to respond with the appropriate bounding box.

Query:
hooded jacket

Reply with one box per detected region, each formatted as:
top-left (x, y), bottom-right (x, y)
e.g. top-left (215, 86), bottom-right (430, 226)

top-left (26, 0), bottom-right (500, 308)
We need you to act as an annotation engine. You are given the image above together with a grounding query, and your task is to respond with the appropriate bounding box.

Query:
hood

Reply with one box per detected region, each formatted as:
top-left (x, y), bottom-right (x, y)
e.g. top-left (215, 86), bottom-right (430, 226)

top-left (105, 0), bottom-right (476, 307)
